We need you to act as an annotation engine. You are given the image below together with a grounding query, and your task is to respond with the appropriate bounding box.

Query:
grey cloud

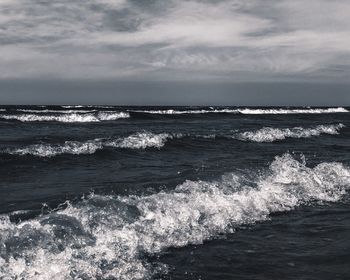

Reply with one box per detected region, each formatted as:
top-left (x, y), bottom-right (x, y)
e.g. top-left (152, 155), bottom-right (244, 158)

top-left (0, 0), bottom-right (350, 81)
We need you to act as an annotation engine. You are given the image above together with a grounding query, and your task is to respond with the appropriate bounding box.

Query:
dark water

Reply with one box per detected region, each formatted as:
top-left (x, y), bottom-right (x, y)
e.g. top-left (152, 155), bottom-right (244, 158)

top-left (0, 105), bottom-right (350, 280)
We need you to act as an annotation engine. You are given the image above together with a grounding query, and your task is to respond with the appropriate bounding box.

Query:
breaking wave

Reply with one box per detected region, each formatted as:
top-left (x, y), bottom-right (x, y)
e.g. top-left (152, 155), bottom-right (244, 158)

top-left (0, 154), bottom-right (349, 279)
top-left (5, 132), bottom-right (177, 157)
top-left (131, 109), bottom-right (240, 114)
top-left (15, 109), bottom-right (95, 114)
top-left (3, 123), bottom-right (346, 157)
top-left (237, 107), bottom-right (349, 114)
top-left (106, 132), bottom-right (176, 150)
top-left (131, 107), bottom-right (349, 115)
top-left (0, 112), bottom-right (130, 122)
top-left (236, 124), bottom-right (345, 142)
top-left (61, 105), bottom-right (85, 108)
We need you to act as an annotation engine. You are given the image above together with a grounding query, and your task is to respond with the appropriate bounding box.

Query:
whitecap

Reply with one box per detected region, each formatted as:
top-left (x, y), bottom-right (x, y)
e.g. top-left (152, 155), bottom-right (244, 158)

top-left (106, 131), bottom-right (174, 149)
top-left (0, 154), bottom-right (349, 279)
top-left (4, 132), bottom-right (179, 157)
top-left (0, 112), bottom-right (130, 122)
top-left (7, 140), bottom-right (103, 157)
top-left (236, 123), bottom-right (345, 142)
top-left (130, 107), bottom-right (348, 115)
top-left (131, 109), bottom-right (239, 114)
top-left (15, 109), bottom-right (95, 114)
top-left (237, 107), bottom-right (349, 114)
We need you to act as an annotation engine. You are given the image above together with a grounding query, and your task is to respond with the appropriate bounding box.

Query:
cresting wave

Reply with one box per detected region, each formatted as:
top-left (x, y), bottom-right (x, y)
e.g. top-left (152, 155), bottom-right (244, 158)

top-left (236, 123), bottom-right (345, 142)
top-left (3, 124), bottom-right (346, 157)
top-left (15, 109), bottom-right (95, 114)
top-left (0, 154), bottom-right (349, 279)
top-left (131, 107), bottom-right (349, 115)
top-left (5, 132), bottom-right (177, 157)
top-left (0, 112), bottom-right (129, 122)
top-left (237, 107), bottom-right (349, 114)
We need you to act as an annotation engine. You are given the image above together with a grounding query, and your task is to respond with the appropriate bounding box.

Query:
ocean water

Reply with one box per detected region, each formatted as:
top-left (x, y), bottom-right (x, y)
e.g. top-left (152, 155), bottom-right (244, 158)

top-left (0, 106), bottom-right (350, 280)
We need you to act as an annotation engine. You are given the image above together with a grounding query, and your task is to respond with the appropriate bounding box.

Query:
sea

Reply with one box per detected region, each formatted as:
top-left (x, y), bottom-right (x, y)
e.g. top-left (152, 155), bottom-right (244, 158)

top-left (0, 105), bottom-right (350, 280)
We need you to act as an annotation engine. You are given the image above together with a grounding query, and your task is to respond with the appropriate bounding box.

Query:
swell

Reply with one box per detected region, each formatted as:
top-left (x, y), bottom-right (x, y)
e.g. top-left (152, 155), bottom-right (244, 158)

top-left (2, 124), bottom-right (345, 157)
top-left (1, 154), bottom-right (349, 279)
top-left (0, 112), bottom-right (130, 122)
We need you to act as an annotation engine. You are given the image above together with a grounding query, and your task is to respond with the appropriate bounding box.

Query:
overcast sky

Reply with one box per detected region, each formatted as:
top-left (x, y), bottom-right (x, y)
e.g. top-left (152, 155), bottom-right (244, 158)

top-left (0, 0), bottom-right (350, 104)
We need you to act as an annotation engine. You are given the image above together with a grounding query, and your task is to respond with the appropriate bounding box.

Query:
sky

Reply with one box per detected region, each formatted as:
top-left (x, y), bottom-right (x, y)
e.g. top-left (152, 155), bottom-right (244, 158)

top-left (0, 0), bottom-right (349, 105)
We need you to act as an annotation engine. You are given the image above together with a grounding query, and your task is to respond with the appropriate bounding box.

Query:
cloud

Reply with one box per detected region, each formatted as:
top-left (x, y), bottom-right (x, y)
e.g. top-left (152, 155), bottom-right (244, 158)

top-left (0, 0), bottom-right (350, 81)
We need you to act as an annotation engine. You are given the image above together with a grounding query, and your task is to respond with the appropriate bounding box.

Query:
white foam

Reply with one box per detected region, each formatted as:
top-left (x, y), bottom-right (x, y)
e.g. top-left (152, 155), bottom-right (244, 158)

top-left (131, 109), bottom-right (240, 114)
top-left (61, 105), bottom-right (85, 108)
top-left (131, 107), bottom-right (349, 115)
top-left (96, 111), bottom-right (130, 121)
top-left (107, 131), bottom-right (175, 149)
top-left (5, 132), bottom-right (178, 157)
top-left (236, 123), bottom-right (345, 142)
top-left (0, 112), bottom-right (130, 122)
top-left (237, 107), bottom-right (349, 114)
top-left (16, 109), bottom-right (95, 114)
top-left (0, 154), bottom-right (349, 279)
top-left (7, 141), bottom-right (103, 157)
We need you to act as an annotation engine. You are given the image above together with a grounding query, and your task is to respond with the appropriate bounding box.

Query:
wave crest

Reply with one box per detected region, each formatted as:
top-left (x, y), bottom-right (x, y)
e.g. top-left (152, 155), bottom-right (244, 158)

top-left (106, 131), bottom-right (173, 149)
top-left (131, 107), bottom-right (349, 115)
top-left (0, 112), bottom-right (129, 122)
top-left (4, 132), bottom-right (177, 157)
top-left (0, 154), bottom-right (349, 279)
top-left (237, 107), bottom-right (349, 114)
top-left (236, 124), bottom-right (345, 142)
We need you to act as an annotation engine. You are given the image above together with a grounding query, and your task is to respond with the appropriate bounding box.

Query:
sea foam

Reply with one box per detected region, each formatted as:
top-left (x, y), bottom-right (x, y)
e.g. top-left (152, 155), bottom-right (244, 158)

top-left (3, 124), bottom-right (346, 157)
top-left (131, 107), bottom-right (349, 115)
top-left (5, 132), bottom-right (177, 157)
top-left (0, 112), bottom-right (129, 122)
top-left (237, 107), bottom-right (349, 114)
top-left (236, 123), bottom-right (345, 142)
top-left (0, 154), bottom-right (349, 279)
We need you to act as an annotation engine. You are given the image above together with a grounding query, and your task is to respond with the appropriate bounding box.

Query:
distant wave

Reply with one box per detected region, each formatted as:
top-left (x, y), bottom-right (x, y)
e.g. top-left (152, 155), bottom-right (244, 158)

top-left (61, 105), bottom-right (115, 109)
top-left (237, 107), bottom-right (349, 114)
top-left (1, 154), bottom-right (349, 279)
top-left (236, 124), bottom-right (345, 142)
top-left (61, 105), bottom-right (85, 108)
top-left (131, 107), bottom-right (349, 115)
top-left (130, 109), bottom-right (240, 114)
top-left (16, 109), bottom-right (95, 113)
top-left (0, 112), bottom-right (130, 122)
top-left (5, 132), bottom-right (179, 157)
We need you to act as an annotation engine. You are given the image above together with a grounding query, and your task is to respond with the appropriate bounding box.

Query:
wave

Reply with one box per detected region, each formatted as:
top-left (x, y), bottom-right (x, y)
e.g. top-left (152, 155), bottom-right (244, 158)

top-left (15, 109), bottom-right (95, 114)
top-left (0, 154), bottom-right (349, 279)
top-left (6, 140), bottom-right (104, 157)
top-left (61, 105), bottom-right (116, 109)
top-left (105, 131), bottom-right (175, 149)
top-left (130, 107), bottom-right (349, 115)
top-left (0, 112), bottom-right (130, 122)
top-left (130, 109), bottom-right (240, 115)
top-left (236, 124), bottom-right (345, 142)
top-left (61, 105), bottom-right (85, 108)
top-left (3, 123), bottom-right (346, 157)
top-left (237, 107), bottom-right (349, 114)
top-left (4, 132), bottom-right (177, 157)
